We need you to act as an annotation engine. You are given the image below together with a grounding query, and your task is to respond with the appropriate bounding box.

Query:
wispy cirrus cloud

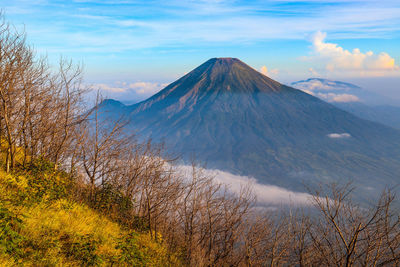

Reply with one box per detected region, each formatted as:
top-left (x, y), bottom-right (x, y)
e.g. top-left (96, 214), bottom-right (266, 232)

top-left (4, 0), bottom-right (400, 53)
top-left (3, 0), bottom-right (400, 99)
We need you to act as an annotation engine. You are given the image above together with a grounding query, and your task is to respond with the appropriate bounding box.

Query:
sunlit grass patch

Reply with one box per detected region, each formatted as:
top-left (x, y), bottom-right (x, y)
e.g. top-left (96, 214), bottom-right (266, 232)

top-left (0, 162), bottom-right (182, 266)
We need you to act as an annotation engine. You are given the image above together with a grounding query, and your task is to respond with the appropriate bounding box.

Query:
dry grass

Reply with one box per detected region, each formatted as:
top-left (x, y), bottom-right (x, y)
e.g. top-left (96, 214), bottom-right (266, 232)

top-left (0, 167), bottom-right (181, 266)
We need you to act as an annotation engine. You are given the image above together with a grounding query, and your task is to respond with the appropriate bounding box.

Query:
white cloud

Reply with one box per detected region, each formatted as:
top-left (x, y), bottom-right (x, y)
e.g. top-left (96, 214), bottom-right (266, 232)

top-left (327, 133), bottom-right (351, 139)
top-left (302, 89), bottom-right (315, 96)
top-left (291, 79), bottom-right (361, 103)
top-left (91, 83), bottom-right (127, 93)
top-left (6, 0), bottom-right (400, 57)
top-left (128, 82), bottom-right (167, 95)
top-left (260, 66), bottom-right (279, 77)
top-left (293, 79), bottom-right (353, 91)
top-left (308, 31), bottom-right (400, 77)
top-left (316, 92), bottom-right (360, 103)
top-left (178, 165), bottom-right (314, 206)
top-left (293, 81), bottom-right (360, 103)
top-left (330, 94), bottom-right (360, 103)
top-left (88, 81), bottom-right (169, 104)
top-left (260, 66), bottom-right (268, 76)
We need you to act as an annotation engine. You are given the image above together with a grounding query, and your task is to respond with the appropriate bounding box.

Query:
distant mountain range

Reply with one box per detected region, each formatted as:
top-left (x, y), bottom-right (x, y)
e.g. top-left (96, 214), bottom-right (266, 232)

top-left (99, 58), bottom-right (400, 201)
top-left (291, 78), bottom-right (400, 129)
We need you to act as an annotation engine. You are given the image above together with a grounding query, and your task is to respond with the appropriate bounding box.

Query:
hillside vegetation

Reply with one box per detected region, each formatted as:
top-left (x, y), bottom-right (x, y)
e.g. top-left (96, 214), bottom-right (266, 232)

top-left (0, 158), bottom-right (181, 266)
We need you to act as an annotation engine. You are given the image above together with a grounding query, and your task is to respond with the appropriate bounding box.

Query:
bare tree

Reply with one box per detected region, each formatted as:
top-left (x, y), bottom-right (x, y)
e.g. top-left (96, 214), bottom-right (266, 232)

top-left (78, 92), bottom-right (131, 201)
top-left (308, 184), bottom-right (400, 266)
top-left (0, 16), bottom-right (40, 171)
top-left (47, 58), bottom-right (85, 168)
top-left (169, 164), bottom-right (255, 266)
top-left (0, 13), bottom-right (86, 172)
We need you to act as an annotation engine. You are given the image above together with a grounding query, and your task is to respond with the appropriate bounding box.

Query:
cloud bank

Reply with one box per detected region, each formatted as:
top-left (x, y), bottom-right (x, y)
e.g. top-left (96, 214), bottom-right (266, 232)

top-left (177, 165), bottom-right (314, 206)
top-left (293, 78), bottom-right (359, 91)
top-left (293, 79), bottom-right (361, 103)
top-left (308, 31), bottom-right (400, 77)
top-left (306, 91), bottom-right (360, 103)
top-left (89, 81), bottom-right (168, 104)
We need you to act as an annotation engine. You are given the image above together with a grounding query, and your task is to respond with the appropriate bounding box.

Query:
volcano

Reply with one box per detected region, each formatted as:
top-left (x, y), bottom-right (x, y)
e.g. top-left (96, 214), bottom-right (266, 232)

top-left (102, 58), bottom-right (400, 197)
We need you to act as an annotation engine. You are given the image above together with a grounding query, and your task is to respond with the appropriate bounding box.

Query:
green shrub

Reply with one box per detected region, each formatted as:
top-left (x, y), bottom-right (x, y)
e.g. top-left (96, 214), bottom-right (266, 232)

top-left (22, 159), bottom-right (74, 203)
top-left (62, 233), bottom-right (102, 266)
top-left (117, 232), bottom-right (147, 265)
top-left (0, 204), bottom-right (25, 259)
top-left (90, 183), bottom-right (137, 227)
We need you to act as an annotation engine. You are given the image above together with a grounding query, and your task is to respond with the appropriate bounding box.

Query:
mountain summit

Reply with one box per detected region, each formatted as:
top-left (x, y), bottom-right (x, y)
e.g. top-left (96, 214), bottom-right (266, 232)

top-left (182, 57), bottom-right (284, 92)
top-left (104, 58), bottom-right (400, 199)
top-left (133, 57), bottom-right (285, 114)
top-left (168, 57), bottom-right (284, 93)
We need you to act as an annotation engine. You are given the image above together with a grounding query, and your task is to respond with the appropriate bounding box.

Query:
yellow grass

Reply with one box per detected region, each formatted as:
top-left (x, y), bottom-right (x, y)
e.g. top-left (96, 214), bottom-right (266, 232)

top-left (0, 166), bottom-right (182, 266)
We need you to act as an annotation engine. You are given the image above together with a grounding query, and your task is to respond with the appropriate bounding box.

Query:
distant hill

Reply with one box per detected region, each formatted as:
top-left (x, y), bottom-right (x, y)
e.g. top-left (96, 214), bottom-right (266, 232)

top-left (101, 58), bottom-right (400, 199)
top-left (333, 102), bottom-right (400, 130)
top-left (291, 78), bottom-right (393, 105)
top-left (291, 78), bottom-right (400, 129)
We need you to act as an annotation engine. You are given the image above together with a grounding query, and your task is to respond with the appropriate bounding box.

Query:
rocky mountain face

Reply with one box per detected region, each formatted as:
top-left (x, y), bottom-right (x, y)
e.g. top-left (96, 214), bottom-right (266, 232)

top-left (101, 58), bottom-right (400, 199)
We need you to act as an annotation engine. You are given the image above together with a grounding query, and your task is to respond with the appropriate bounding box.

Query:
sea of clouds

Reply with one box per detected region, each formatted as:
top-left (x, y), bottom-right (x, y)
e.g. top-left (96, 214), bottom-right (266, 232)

top-left (177, 165), bottom-right (315, 207)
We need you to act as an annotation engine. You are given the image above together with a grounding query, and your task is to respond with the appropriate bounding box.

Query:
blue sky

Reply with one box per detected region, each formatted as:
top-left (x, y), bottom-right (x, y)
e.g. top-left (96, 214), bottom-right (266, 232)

top-left (3, 0), bottom-right (400, 104)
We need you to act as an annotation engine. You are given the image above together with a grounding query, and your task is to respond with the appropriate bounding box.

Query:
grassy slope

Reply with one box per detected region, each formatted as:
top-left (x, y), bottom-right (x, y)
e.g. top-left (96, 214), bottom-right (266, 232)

top-left (0, 163), bottom-right (181, 266)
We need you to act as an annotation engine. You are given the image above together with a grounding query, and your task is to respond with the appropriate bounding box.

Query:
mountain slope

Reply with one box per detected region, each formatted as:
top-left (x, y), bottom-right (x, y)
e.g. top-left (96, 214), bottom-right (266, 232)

top-left (333, 102), bottom-right (400, 130)
top-left (106, 58), bottom-right (400, 197)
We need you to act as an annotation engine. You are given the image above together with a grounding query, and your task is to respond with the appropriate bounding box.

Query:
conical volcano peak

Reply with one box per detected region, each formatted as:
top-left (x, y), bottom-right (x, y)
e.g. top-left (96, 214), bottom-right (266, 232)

top-left (132, 58), bottom-right (289, 113)
top-left (104, 58), bottom-right (400, 204)
top-left (189, 57), bottom-right (285, 94)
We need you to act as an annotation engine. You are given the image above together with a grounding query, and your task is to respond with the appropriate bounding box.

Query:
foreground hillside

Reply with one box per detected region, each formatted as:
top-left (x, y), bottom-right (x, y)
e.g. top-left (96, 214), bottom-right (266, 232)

top-left (0, 160), bottom-right (181, 266)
